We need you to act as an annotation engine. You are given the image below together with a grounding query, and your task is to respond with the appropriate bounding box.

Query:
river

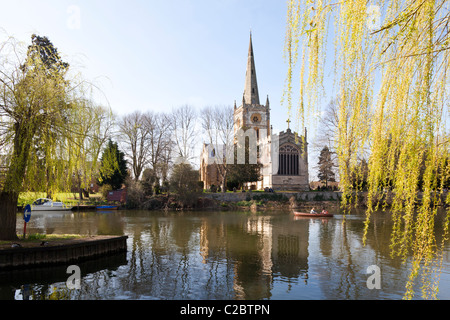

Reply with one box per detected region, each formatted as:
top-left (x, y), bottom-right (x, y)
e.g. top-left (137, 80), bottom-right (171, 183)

top-left (1, 208), bottom-right (450, 300)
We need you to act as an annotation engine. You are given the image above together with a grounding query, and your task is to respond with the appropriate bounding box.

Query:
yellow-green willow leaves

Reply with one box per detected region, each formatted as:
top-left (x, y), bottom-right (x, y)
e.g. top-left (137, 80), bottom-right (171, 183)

top-left (285, 0), bottom-right (450, 299)
top-left (0, 35), bottom-right (113, 240)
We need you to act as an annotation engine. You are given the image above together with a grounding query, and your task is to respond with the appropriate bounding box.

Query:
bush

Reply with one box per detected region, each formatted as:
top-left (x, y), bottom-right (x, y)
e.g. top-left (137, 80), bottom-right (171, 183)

top-left (227, 180), bottom-right (239, 191)
top-left (170, 163), bottom-right (202, 208)
top-left (313, 193), bottom-right (324, 201)
top-left (125, 177), bottom-right (145, 209)
top-left (252, 193), bottom-right (287, 202)
top-left (99, 184), bottom-right (113, 200)
top-left (236, 200), bottom-right (253, 206)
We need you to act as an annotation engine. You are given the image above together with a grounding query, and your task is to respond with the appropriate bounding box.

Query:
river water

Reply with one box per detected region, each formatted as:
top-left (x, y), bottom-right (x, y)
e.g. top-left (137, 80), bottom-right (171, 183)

top-left (1, 209), bottom-right (450, 300)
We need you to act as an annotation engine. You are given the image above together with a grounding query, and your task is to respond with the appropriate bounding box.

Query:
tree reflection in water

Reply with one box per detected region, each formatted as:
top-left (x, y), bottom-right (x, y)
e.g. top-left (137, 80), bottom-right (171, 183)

top-left (2, 209), bottom-right (450, 300)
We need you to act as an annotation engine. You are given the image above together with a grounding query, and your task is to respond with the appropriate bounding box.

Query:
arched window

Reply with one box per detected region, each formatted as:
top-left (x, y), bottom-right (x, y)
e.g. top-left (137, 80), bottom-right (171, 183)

top-left (277, 144), bottom-right (300, 176)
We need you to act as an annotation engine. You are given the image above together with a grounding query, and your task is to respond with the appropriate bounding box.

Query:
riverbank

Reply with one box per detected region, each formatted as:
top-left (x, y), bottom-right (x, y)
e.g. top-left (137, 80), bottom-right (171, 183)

top-left (125, 189), bottom-right (449, 212)
top-left (123, 191), bottom-right (342, 212)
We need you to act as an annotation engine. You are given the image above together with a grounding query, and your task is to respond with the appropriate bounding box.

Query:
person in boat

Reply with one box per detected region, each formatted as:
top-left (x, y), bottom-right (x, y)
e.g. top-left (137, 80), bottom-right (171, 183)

top-left (310, 207), bottom-right (317, 214)
top-left (321, 208), bottom-right (329, 215)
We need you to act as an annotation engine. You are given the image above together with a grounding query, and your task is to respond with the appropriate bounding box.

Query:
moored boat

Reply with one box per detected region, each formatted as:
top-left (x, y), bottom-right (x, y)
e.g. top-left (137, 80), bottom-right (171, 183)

top-left (96, 205), bottom-right (119, 210)
top-left (293, 211), bottom-right (334, 218)
top-left (31, 198), bottom-right (73, 211)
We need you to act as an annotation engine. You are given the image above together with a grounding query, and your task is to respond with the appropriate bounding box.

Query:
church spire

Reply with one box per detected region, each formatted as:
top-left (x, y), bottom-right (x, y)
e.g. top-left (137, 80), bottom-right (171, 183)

top-left (243, 32), bottom-right (260, 105)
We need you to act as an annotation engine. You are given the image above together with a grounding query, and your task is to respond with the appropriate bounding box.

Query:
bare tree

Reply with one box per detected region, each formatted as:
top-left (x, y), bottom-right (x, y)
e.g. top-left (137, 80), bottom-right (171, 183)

top-left (201, 105), bottom-right (234, 192)
top-left (314, 98), bottom-right (371, 182)
top-left (118, 111), bottom-right (152, 180)
top-left (147, 112), bottom-right (173, 184)
top-left (171, 105), bottom-right (197, 165)
top-left (313, 99), bottom-right (339, 170)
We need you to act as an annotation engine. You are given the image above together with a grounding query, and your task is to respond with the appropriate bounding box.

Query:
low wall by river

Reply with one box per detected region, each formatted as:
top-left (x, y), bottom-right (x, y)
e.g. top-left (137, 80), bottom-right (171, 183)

top-left (0, 235), bottom-right (128, 270)
top-left (204, 191), bottom-right (342, 202)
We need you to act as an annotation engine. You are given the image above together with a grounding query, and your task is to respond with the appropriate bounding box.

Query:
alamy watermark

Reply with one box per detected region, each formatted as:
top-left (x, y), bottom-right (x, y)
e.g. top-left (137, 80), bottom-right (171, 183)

top-left (366, 265), bottom-right (381, 290)
top-left (66, 265), bottom-right (81, 290)
top-left (67, 5), bottom-right (81, 30)
top-left (366, 4), bottom-right (381, 32)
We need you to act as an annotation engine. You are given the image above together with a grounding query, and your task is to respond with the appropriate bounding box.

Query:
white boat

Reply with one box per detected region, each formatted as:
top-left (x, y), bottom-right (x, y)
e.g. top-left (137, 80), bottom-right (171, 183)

top-left (31, 198), bottom-right (73, 211)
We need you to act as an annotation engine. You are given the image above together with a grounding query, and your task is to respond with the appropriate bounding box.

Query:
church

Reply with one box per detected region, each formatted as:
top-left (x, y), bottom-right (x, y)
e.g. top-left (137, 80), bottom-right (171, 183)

top-left (200, 34), bottom-right (309, 192)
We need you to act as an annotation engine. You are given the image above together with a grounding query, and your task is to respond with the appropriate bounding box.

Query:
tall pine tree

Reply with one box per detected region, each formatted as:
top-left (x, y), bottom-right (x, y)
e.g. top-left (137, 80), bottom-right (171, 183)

top-left (317, 146), bottom-right (335, 188)
top-left (98, 139), bottom-right (128, 190)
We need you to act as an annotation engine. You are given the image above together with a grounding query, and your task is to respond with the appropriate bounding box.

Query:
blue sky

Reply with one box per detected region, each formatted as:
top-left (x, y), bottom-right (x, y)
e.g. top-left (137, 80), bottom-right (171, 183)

top-left (0, 0), bottom-right (329, 176)
top-left (0, 1), bottom-right (291, 125)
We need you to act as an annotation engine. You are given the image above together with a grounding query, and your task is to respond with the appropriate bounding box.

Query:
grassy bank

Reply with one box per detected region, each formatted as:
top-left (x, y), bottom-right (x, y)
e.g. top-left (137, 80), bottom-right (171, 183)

top-left (0, 233), bottom-right (85, 248)
top-left (18, 192), bottom-right (103, 207)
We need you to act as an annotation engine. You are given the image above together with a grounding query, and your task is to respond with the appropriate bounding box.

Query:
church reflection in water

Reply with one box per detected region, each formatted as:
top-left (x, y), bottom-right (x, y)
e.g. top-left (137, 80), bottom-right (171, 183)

top-left (4, 211), bottom-right (314, 300)
top-left (197, 214), bottom-right (310, 300)
top-left (73, 212), bottom-right (315, 300)
top-left (6, 209), bottom-right (447, 300)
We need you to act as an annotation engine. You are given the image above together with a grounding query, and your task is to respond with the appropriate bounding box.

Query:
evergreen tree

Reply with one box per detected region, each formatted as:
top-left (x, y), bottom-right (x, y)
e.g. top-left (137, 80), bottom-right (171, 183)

top-left (317, 146), bottom-right (335, 188)
top-left (227, 139), bottom-right (262, 190)
top-left (227, 161), bottom-right (262, 191)
top-left (98, 139), bottom-right (128, 190)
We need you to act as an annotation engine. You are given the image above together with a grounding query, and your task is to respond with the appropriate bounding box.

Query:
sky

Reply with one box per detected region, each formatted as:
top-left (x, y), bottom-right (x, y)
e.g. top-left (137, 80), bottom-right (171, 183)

top-left (0, 0), bottom-right (327, 177)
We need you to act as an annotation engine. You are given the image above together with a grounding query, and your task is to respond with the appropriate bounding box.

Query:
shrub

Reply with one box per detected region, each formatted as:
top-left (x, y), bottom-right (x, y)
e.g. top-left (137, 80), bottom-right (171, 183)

top-left (252, 193), bottom-right (287, 202)
top-left (99, 184), bottom-right (113, 200)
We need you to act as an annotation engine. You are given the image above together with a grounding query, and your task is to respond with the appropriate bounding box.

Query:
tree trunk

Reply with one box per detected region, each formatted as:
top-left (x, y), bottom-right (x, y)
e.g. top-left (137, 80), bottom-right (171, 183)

top-left (221, 171), bottom-right (227, 193)
top-left (1, 124), bottom-right (33, 241)
top-left (0, 191), bottom-right (19, 240)
top-left (0, 108), bottom-right (37, 241)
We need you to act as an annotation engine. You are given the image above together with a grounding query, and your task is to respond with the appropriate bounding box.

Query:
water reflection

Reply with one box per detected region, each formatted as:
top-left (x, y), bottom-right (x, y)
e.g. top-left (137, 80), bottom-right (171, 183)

top-left (2, 209), bottom-right (450, 300)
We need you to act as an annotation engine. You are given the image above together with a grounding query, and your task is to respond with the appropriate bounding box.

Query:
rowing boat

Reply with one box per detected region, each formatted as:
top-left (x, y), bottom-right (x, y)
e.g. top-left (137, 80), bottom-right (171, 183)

top-left (293, 212), bottom-right (334, 218)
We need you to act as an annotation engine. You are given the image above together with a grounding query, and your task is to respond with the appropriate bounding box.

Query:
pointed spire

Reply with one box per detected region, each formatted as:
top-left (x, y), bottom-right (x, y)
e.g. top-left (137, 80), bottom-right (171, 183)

top-left (266, 95), bottom-right (270, 107)
top-left (243, 32), bottom-right (260, 105)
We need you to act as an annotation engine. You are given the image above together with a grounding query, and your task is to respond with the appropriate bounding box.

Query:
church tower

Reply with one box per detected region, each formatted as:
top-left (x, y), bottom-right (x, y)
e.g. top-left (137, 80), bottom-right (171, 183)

top-left (199, 31), bottom-right (309, 192)
top-left (234, 33), bottom-right (270, 141)
top-left (244, 33), bottom-right (259, 105)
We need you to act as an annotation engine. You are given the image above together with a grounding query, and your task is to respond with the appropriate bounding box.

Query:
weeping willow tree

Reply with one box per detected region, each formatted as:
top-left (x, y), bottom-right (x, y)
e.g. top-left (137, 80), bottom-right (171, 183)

top-left (65, 98), bottom-right (115, 200)
top-left (0, 34), bottom-right (113, 240)
top-left (285, 0), bottom-right (450, 299)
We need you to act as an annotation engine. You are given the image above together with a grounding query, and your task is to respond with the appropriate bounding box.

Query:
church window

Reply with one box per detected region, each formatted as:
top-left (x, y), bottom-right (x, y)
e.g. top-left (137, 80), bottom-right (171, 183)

top-left (277, 145), bottom-right (300, 176)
